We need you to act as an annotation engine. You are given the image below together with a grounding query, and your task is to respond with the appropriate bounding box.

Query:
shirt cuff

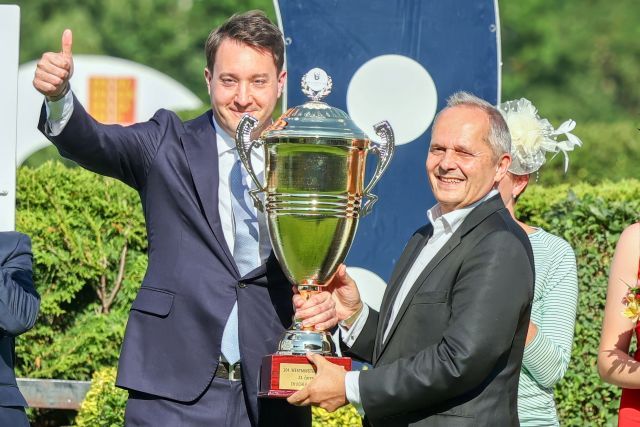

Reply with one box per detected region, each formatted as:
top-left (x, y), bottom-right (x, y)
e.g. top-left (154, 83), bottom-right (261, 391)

top-left (345, 370), bottom-right (365, 416)
top-left (339, 304), bottom-right (370, 347)
top-left (44, 89), bottom-right (74, 136)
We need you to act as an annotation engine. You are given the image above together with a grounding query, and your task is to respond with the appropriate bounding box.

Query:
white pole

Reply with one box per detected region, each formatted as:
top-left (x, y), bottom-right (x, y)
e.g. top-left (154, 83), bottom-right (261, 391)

top-left (0, 5), bottom-right (20, 231)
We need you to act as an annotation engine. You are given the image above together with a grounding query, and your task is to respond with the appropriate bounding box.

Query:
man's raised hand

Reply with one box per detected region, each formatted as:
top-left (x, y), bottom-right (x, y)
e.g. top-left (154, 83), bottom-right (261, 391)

top-left (33, 29), bottom-right (74, 100)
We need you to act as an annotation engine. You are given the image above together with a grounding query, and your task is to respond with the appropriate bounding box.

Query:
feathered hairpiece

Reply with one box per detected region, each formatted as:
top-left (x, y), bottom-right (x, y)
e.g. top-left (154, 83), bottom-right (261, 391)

top-left (498, 98), bottom-right (582, 175)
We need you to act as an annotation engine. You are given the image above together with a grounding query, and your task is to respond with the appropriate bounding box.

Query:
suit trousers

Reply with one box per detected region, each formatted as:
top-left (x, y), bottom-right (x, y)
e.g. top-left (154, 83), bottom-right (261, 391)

top-left (124, 377), bottom-right (251, 427)
top-left (0, 406), bottom-right (30, 427)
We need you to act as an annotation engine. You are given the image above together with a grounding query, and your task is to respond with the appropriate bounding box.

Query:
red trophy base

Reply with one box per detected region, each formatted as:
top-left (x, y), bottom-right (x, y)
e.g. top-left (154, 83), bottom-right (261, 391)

top-left (258, 354), bottom-right (352, 398)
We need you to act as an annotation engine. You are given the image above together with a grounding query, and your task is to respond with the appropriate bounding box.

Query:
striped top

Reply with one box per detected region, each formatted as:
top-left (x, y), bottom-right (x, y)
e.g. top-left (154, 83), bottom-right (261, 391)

top-left (518, 228), bottom-right (579, 426)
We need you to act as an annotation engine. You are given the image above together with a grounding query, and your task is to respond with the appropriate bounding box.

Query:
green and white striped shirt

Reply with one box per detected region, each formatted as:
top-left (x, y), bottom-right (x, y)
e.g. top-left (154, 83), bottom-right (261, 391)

top-left (518, 228), bottom-right (579, 426)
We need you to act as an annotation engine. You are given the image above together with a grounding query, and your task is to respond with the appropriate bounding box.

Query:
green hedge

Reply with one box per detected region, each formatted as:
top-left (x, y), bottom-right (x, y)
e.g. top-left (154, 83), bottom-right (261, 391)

top-left (517, 179), bottom-right (640, 426)
top-left (15, 163), bottom-right (640, 425)
top-left (75, 367), bottom-right (127, 427)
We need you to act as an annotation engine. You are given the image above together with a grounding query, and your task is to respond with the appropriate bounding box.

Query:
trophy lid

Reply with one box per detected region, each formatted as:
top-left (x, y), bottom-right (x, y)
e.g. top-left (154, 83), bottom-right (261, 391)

top-left (261, 68), bottom-right (369, 141)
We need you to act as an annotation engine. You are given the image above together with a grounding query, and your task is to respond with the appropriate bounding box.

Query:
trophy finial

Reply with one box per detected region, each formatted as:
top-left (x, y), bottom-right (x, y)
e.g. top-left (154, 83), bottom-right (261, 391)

top-left (301, 68), bottom-right (332, 102)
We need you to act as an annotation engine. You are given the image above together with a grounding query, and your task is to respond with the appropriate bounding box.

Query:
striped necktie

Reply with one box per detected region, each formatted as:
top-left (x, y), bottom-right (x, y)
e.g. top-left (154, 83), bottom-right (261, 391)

top-left (220, 157), bottom-right (259, 364)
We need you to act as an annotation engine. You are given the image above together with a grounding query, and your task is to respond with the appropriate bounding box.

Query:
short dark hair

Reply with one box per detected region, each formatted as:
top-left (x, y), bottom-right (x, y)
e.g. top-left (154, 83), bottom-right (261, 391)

top-left (204, 10), bottom-right (285, 73)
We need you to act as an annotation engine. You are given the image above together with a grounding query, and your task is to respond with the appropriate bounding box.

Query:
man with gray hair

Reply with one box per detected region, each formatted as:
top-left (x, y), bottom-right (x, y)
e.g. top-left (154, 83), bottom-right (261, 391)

top-left (288, 92), bottom-right (535, 426)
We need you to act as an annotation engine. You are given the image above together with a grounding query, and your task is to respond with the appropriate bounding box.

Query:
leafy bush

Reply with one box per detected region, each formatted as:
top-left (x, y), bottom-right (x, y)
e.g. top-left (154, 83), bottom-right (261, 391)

top-left (75, 367), bottom-right (127, 427)
top-left (517, 179), bottom-right (640, 426)
top-left (14, 163), bottom-right (640, 425)
top-left (15, 162), bottom-right (147, 381)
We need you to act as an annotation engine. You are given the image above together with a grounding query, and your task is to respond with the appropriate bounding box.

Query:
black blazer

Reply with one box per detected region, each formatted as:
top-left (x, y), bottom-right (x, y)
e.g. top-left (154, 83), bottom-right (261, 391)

top-left (348, 195), bottom-right (534, 427)
top-left (39, 97), bottom-right (310, 426)
top-left (0, 232), bottom-right (40, 409)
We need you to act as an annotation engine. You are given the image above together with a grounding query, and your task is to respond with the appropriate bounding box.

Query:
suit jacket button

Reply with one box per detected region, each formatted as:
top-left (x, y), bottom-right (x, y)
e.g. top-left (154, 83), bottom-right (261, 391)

top-left (238, 282), bottom-right (247, 288)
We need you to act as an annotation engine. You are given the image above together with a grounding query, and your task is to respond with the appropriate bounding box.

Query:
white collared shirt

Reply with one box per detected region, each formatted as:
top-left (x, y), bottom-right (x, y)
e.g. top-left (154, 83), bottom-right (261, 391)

top-left (211, 114), bottom-right (271, 264)
top-left (341, 189), bottom-right (498, 414)
top-left (45, 92), bottom-right (271, 265)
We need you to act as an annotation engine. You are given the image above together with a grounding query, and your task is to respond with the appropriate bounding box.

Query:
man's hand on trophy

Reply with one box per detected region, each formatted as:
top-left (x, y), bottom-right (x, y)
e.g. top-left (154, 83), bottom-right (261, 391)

top-left (33, 29), bottom-right (74, 101)
top-left (293, 290), bottom-right (338, 331)
top-left (287, 353), bottom-right (347, 412)
top-left (326, 264), bottom-right (363, 323)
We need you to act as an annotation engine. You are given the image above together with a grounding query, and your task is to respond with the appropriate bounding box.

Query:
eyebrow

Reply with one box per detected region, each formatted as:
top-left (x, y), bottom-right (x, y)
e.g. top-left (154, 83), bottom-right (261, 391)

top-left (218, 72), bottom-right (271, 79)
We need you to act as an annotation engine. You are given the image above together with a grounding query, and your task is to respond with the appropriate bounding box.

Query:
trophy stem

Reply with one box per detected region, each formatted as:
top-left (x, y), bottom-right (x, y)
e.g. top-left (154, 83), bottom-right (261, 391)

top-left (295, 281), bottom-right (321, 332)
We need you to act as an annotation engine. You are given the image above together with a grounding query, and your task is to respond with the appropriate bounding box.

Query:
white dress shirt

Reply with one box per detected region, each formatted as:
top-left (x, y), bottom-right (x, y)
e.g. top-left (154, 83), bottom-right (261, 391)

top-left (341, 190), bottom-right (498, 414)
top-left (44, 92), bottom-right (271, 264)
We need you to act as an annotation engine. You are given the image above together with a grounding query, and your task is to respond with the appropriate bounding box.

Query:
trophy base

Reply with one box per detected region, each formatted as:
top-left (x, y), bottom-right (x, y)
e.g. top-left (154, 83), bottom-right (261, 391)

top-left (258, 354), bottom-right (352, 398)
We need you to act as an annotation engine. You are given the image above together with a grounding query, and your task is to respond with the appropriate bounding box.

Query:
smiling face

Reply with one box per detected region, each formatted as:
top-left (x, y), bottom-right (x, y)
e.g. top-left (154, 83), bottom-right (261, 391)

top-left (204, 38), bottom-right (286, 137)
top-left (427, 105), bottom-right (510, 213)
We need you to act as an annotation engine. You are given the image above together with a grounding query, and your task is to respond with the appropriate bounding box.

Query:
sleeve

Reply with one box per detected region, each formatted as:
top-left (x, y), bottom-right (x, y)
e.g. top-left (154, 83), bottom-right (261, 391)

top-left (37, 93), bottom-right (173, 190)
top-left (339, 304), bottom-right (370, 347)
top-left (522, 241), bottom-right (578, 388)
top-left (358, 230), bottom-right (534, 419)
top-left (0, 234), bottom-right (41, 335)
top-left (345, 371), bottom-right (365, 415)
top-left (344, 308), bottom-right (379, 363)
top-left (43, 89), bottom-right (74, 136)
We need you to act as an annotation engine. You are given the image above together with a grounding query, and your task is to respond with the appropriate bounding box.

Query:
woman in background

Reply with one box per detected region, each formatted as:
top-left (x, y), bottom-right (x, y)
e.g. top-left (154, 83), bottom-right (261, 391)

top-left (497, 98), bottom-right (581, 426)
top-left (598, 222), bottom-right (640, 426)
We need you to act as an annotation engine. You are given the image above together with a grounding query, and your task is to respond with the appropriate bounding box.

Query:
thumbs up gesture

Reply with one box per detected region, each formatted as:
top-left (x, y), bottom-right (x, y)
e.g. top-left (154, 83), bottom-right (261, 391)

top-left (33, 29), bottom-right (74, 100)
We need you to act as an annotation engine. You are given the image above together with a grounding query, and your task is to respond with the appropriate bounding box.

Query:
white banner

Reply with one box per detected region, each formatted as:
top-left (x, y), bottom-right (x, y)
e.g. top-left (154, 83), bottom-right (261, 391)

top-left (0, 5), bottom-right (20, 231)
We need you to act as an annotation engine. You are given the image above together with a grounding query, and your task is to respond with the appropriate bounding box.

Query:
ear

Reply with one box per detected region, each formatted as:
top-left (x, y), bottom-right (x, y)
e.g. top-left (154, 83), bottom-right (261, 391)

top-left (493, 153), bottom-right (511, 184)
top-left (276, 70), bottom-right (287, 98)
top-left (511, 173), bottom-right (530, 198)
top-left (204, 67), bottom-right (212, 92)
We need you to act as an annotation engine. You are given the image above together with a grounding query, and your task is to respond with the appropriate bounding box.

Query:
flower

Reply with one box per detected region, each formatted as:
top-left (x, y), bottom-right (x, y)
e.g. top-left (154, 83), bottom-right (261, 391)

top-left (498, 98), bottom-right (582, 175)
top-left (621, 278), bottom-right (640, 322)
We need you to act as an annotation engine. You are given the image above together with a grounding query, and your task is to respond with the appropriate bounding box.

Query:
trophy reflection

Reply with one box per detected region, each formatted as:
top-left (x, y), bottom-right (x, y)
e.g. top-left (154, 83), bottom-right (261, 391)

top-left (235, 68), bottom-right (394, 397)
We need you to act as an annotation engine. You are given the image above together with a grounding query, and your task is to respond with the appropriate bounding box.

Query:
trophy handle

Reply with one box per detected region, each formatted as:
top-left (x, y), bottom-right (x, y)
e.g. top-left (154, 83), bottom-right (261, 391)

top-left (361, 121), bottom-right (395, 216)
top-left (235, 114), bottom-right (267, 211)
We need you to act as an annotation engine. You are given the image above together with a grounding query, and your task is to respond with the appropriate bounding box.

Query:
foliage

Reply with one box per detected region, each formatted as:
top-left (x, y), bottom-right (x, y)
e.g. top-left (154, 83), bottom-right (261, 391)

top-left (517, 179), bottom-right (640, 426)
top-left (11, 0), bottom-right (276, 103)
top-left (501, 0), bottom-right (640, 123)
top-left (9, 0), bottom-right (640, 124)
top-left (533, 121), bottom-right (639, 186)
top-left (15, 162), bottom-right (147, 382)
top-left (312, 406), bottom-right (362, 427)
top-left (75, 367), bottom-right (127, 427)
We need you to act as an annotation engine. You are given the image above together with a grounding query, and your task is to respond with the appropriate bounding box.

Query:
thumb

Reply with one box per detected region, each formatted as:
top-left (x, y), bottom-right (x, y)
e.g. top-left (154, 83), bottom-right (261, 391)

top-left (306, 352), bottom-right (326, 369)
top-left (61, 29), bottom-right (73, 57)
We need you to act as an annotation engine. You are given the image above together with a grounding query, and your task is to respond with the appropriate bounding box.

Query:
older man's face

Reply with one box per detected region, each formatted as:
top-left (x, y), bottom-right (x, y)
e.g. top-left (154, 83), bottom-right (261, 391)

top-left (427, 105), bottom-right (509, 214)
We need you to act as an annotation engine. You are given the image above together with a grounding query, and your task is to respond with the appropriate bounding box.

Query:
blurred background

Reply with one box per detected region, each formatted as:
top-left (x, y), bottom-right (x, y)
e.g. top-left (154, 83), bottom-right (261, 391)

top-left (9, 0), bottom-right (640, 184)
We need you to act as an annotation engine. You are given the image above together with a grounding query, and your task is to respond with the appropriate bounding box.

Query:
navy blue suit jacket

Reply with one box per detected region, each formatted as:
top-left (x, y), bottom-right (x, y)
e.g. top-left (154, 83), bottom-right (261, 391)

top-left (38, 96), bottom-right (309, 425)
top-left (0, 232), bottom-right (40, 408)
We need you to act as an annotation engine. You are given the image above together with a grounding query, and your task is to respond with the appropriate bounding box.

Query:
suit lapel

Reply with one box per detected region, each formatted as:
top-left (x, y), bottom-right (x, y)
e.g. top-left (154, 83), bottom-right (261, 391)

top-left (181, 111), bottom-right (237, 275)
top-left (373, 227), bottom-right (432, 361)
top-left (375, 195), bottom-right (505, 362)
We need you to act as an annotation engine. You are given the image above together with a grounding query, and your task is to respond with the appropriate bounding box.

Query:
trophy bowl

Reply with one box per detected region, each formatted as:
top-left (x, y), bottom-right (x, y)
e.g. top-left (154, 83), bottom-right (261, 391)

top-left (235, 68), bottom-right (394, 397)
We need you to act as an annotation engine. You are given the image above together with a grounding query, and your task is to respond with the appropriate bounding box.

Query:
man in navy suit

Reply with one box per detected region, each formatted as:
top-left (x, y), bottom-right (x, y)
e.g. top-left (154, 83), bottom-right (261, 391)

top-left (0, 232), bottom-right (40, 426)
top-left (33, 11), bottom-right (336, 426)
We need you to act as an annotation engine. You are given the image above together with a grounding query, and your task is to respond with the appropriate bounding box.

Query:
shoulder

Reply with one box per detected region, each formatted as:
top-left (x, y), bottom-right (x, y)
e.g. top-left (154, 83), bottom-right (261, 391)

top-left (0, 232), bottom-right (30, 251)
top-left (474, 208), bottom-right (531, 253)
top-left (0, 232), bottom-right (32, 265)
top-left (531, 229), bottom-right (575, 259)
top-left (619, 222), bottom-right (640, 246)
top-left (613, 222), bottom-right (640, 263)
top-left (148, 109), bottom-right (184, 128)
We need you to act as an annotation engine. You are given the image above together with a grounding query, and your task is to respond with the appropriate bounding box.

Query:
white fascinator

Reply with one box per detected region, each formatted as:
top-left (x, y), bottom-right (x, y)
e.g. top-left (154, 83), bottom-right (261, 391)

top-left (498, 98), bottom-right (582, 175)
